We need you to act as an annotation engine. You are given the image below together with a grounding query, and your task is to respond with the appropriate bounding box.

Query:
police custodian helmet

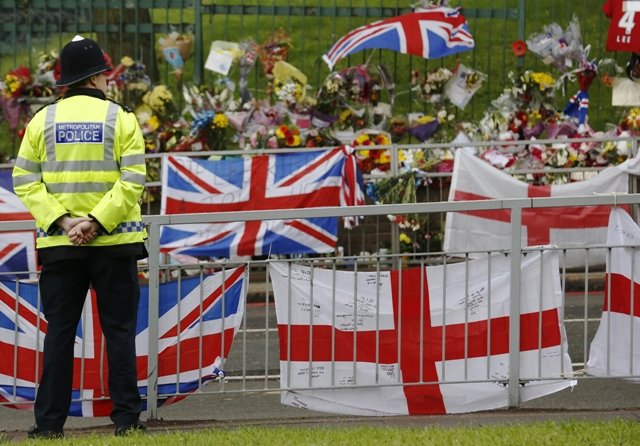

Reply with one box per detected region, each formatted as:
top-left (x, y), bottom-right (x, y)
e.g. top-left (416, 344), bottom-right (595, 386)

top-left (56, 35), bottom-right (111, 87)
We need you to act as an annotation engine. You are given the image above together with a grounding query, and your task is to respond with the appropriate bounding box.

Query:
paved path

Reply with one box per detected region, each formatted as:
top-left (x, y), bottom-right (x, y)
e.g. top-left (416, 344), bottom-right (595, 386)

top-left (2, 378), bottom-right (639, 442)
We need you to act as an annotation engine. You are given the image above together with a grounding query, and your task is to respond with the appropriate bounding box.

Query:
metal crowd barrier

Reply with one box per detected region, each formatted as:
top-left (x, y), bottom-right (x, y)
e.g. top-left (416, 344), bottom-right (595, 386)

top-left (2, 193), bottom-right (639, 419)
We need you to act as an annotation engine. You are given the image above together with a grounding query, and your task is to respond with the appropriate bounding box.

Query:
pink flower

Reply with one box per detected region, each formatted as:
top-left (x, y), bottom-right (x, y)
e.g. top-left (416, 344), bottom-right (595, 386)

top-left (267, 135), bottom-right (279, 149)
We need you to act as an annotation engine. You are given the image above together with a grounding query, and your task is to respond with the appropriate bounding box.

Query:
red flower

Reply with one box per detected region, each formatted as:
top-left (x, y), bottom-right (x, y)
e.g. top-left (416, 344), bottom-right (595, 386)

top-left (436, 159), bottom-right (454, 173)
top-left (286, 134), bottom-right (295, 146)
top-left (512, 40), bottom-right (527, 57)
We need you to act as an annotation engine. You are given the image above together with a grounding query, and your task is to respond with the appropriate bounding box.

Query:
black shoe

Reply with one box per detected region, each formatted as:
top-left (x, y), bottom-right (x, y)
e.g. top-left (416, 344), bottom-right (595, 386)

top-left (114, 420), bottom-right (146, 436)
top-left (27, 424), bottom-right (64, 439)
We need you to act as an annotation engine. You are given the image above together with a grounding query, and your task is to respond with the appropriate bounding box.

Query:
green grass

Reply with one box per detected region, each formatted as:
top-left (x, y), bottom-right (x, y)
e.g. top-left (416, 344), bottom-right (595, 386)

top-left (4, 420), bottom-right (640, 446)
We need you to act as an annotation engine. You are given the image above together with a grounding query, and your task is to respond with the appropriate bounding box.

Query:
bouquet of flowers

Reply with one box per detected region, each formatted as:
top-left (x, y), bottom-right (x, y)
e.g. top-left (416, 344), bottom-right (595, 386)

top-left (620, 107), bottom-right (640, 135)
top-left (371, 170), bottom-right (443, 252)
top-left (597, 134), bottom-right (630, 165)
top-left (189, 110), bottom-right (230, 150)
top-left (509, 70), bottom-right (556, 110)
top-left (352, 130), bottom-right (392, 173)
top-left (525, 15), bottom-right (584, 72)
top-left (109, 56), bottom-right (152, 109)
top-left (274, 122), bottom-right (302, 147)
top-left (258, 28), bottom-right (292, 77)
top-left (32, 51), bottom-right (58, 93)
top-left (142, 85), bottom-right (178, 122)
top-left (598, 58), bottom-right (623, 87)
top-left (312, 72), bottom-right (343, 126)
top-left (339, 65), bottom-right (374, 105)
top-left (244, 125), bottom-right (270, 149)
top-left (3, 66), bottom-right (31, 98)
top-left (408, 113), bottom-right (439, 142)
top-left (158, 30), bottom-right (194, 79)
top-left (411, 67), bottom-right (452, 104)
top-left (304, 128), bottom-right (341, 148)
top-left (273, 60), bottom-right (307, 110)
top-left (389, 116), bottom-right (409, 142)
top-left (0, 66), bottom-right (32, 131)
top-left (335, 107), bottom-right (367, 132)
top-left (411, 108), bottom-right (463, 145)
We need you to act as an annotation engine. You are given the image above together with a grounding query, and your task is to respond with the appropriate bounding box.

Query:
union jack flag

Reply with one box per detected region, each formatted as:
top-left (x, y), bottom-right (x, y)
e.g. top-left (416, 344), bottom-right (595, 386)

top-left (0, 169), bottom-right (33, 221)
top-left (160, 147), bottom-right (364, 258)
top-left (323, 7), bottom-right (474, 70)
top-left (0, 170), bottom-right (36, 278)
top-left (0, 267), bottom-right (246, 416)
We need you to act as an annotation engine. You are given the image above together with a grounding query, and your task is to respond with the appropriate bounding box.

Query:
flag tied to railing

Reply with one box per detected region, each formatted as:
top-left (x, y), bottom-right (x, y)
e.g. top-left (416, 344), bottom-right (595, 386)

top-left (0, 170), bottom-right (35, 279)
top-left (160, 147), bottom-right (364, 259)
top-left (269, 252), bottom-right (574, 416)
top-left (587, 208), bottom-right (640, 381)
top-left (0, 267), bottom-right (246, 415)
top-left (322, 7), bottom-right (474, 70)
top-left (444, 149), bottom-right (640, 267)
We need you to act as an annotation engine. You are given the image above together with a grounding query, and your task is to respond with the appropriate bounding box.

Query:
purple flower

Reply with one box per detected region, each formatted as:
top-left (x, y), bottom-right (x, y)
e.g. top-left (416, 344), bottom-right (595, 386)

top-left (408, 120), bottom-right (439, 142)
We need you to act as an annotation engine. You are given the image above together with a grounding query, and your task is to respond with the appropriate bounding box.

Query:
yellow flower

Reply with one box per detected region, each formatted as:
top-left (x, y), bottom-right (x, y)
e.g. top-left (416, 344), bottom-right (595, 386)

top-left (213, 113), bottom-right (228, 129)
top-left (287, 134), bottom-right (301, 147)
top-left (399, 233), bottom-right (412, 244)
top-left (355, 134), bottom-right (370, 145)
top-left (143, 85), bottom-right (173, 113)
top-left (5, 74), bottom-right (20, 93)
top-left (145, 115), bottom-right (160, 131)
top-left (376, 134), bottom-right (391, 145)
top-left (377, 150), bottom-right (391, 164)
top-left (144, 139), bottom-right (157, 151)
top-left (339, 109), bottom-right (352, 123)
top-left (121, 56), bottom-right (135, 67)
top-left (530, 72), bottom-right (555, 90)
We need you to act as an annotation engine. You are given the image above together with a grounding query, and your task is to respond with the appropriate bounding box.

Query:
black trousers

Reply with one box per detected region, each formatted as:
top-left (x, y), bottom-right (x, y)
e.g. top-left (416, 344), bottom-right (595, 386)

top-left (35, 255), bottom-right (142, 430)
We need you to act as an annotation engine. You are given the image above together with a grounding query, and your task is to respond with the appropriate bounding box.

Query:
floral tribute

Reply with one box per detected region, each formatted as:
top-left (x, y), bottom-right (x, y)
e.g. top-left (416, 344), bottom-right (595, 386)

top-left (258, 28), bottom-right (292, 78)
top-left (0, 14), bottom-right (635, 213)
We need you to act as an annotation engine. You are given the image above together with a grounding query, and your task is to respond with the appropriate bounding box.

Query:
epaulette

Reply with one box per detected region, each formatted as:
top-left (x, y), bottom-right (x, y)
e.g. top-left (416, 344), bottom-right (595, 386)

top-left (34, 96), bottom-right (62, 115)
top-left (107, 97), bottom-right (133, 113)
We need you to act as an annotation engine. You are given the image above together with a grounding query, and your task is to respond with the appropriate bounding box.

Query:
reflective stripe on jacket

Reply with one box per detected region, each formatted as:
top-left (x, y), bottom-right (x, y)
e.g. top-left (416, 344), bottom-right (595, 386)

top-left (12, 94), bottom-right (146, 249)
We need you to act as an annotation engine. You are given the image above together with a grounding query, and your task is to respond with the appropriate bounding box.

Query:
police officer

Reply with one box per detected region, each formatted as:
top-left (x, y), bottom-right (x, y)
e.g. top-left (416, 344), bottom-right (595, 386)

top-left (12, 36), bottom-right (147, 438)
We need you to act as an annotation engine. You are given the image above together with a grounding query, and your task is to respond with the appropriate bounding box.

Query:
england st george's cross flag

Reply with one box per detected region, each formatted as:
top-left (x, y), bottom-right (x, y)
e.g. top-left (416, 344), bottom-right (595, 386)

top-left (322, 6), bottom-right (474, 70)
top-left (443, 149), bottom-right (640, 268)
top-left (0, 267), bottom-right (246, 415)
top-left (160, 147), bottom-right (364, 259)
top-left (269, 252), bottom-right (574, 415)
top-left (0, 170), bottom-right (35, 278)
top-left (587, 208), bottom-right (640, 381)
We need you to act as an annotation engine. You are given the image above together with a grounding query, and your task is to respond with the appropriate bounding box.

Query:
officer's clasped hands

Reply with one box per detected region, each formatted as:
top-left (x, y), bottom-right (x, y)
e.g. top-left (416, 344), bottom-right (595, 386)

top-left (55, 215), bottom-right (98, 246)
top-left (67, 220), bottom-right (99, 246)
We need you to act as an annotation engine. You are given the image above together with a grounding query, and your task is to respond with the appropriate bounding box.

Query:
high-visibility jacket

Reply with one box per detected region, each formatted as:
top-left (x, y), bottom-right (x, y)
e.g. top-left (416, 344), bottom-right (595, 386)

top-left (12, 93), bottom-right (146, 249)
